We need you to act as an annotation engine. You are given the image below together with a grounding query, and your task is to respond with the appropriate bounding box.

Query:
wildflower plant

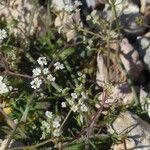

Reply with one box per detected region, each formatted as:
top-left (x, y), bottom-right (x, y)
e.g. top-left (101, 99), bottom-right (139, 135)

top-left (0, 0), bottom-right (149, 150)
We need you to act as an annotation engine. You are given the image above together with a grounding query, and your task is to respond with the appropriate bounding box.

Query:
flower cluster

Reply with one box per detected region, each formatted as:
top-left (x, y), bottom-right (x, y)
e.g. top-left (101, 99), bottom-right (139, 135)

top-left (30, 57), bottom-right (64, 89)
top-left (67, 90), bottom-right (88, 113)
top-left (41, 111), bottom-right (62, 139)
top-left (0, 76), bottom-right (10, 94)
top-left (0, 29), bottom-right (7, 43)
top-left (86, 10), bottom-right (99, 24)
top-left (64, 0), bottom-right (82, 13)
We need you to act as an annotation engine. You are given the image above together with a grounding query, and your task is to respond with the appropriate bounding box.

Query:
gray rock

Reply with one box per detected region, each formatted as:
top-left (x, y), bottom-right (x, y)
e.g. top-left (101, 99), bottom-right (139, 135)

top-left (109, 111), bottom-right (150, 150)
top-left (134, 36), bottom-right (150, 70)
top-left (120, 13), bottom-right (146, 39)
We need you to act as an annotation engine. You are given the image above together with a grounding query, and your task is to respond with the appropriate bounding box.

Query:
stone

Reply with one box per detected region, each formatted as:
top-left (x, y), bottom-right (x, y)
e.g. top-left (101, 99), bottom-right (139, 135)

top-left (119, 38), bottom-right (144, 81)
top-left (119, 13), bottom-right (146, 39)
top-left (96, 38), bottom-right (143, 87)
top-left (133, 36), bottom-right (150, 70)
top-left (109, 111), bottom-right (150, 150)
top-left (0, 0), bottom-right (46, 37)
top-left (98, 83), bottom-right (134, 106)
top-left (140, 0), bottom-right (150, 14)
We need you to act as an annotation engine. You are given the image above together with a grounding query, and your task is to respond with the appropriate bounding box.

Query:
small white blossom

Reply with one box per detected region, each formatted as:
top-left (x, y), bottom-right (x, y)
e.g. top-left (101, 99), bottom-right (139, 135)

top-left (47, 74), bottom-right (55, 82)
top-left (54, 116), bottom-right (61, 122)
top-left (71, 92), bottom-right (78, 99)
top-left (64, 5), bottom-right (74, 13)
top-left (71, 105), bottom-right (78, 112)
top-left (81, 92), bottom-right (88, 99)
top-left (37, 57), bottom-right (47, 66)
top-left (54, 62), bottom-right (64, 70)
top-left (32, 68), bottom-right (41, 77)
top-left (0, 29), bottom-right (7, 41)
top-left (86, 15), bottom-right (91, 21)
top-left (74, 0), bottom-right (82, 7)
top-left (53, 129), bottom-right (61, 137)
top-left (41, 120), bottom-right (49, 128)
top-left (0, 77), bottom-right (9, 94)
top-left (43, 68), bottom-right (49, 75)
top-left (53, 120), bottom-right (60, 128)
top-left (30, 77), bottom-right (42, 89)
top-left (61, 102), bottom-right (66, 108)
top-left (45, 111), bottom-right (53, 119)
top-left (80, 104), bottom-right (88, 112)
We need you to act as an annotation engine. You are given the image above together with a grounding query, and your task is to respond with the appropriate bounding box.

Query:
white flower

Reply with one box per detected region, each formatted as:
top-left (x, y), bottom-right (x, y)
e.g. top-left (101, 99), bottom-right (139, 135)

top-left (45, 111), bottom-right (53, 119)
top-left (0, 80), bottom-right (9, 94)
top-left (74, 0), bottom-right (82, 7)
top-left (30, 77), bottom-right (42, 89)
top-left (32, 68), bottom-right (41, 77)
top-left (71, 92), bottom-right (78, 99)
top-left (71, 105), bottom-right (78, 112)
top-left (37, 57), bottom-right (47, 66)
top-left (47, 74), bottom-right (55, 82)
top-left (53, 129), bottom-right (61, 137)
top-left (53, 120), bottom-right (60, 128)
top-left (80, 104), bottom-right (88, 112)
top-left (64, 5), bottom-right (74, 13)
top-left (54, 116), bottom-right (61, 122)
top-left (61, 102), bottom-right (66, 108)
top-left (54, 62), bottom-right (64, 70)
top-left (81, 92), bottom-right (88, 99)
top-left (43, 68), bottom-right (49, 75)
top-left (41, 120), bottom-right (49, 128)
top-left (0, 29), bottom-right (7, 41)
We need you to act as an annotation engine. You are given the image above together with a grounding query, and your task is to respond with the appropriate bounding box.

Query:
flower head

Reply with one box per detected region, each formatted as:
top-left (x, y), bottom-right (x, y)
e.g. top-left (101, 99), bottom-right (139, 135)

top-left (32, 68), bottom-right (41, 77)
top-left (61, 102), bottom-right (67, 108)
top-left (71, 105), bottom-right (78, 112)
top-left (45, 111), bottom-right (53, 119)
top-left (0, 81), bottom-right (9, 94)
top-left (47, 74), bottom-right (55, 82)
top-left (30, 77), bottom-right (42, 89)
top-left (81, 92), bottom-right (88, 99)
top-left (43, 68), bottom-right (49, 75)
top-left (54, 62), bottom-right (64, 70)
top-left (80, 104), bottom-right (88, 112)
top-left (71, 92), bottom-right (78, 99)
top-left (53, 129), bottom-right (61, 137)
top-left (53, 120), bottom-right (60, 128)
top-left (37, 57), bottom-right (47, 66)
top-left (0, 29), bottom-right (7, 41)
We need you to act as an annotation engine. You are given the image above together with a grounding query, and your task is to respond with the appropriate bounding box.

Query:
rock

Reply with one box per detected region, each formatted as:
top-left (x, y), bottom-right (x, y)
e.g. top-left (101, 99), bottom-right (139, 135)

top-left (133, 36), bottom-right (150, 70)
top-left (119, 13), bottom-right (146, 40)
top-left (119, 38), bottom-right (144, 81)
top-left (98, 83), bottom-right (134, 107)
top-left (144, 11), bottom-right (150, 28)
top-left (96, 38), bottom-right (143, 87)
top-left (0, 0), bottom-right (46, 37)
top-left (54, 10), bottom-right (81, 41)
top-left (140, 0), bottom-right (150, 14)
top-left (109, 111), bottom-right (150, 150)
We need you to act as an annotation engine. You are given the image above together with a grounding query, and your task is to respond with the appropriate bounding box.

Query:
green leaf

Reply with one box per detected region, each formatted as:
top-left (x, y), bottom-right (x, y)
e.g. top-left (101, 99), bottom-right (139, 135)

top-left (60, 48), bottom-right (75, 60)
top-left (64, 143), bottom-right (84, 150)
